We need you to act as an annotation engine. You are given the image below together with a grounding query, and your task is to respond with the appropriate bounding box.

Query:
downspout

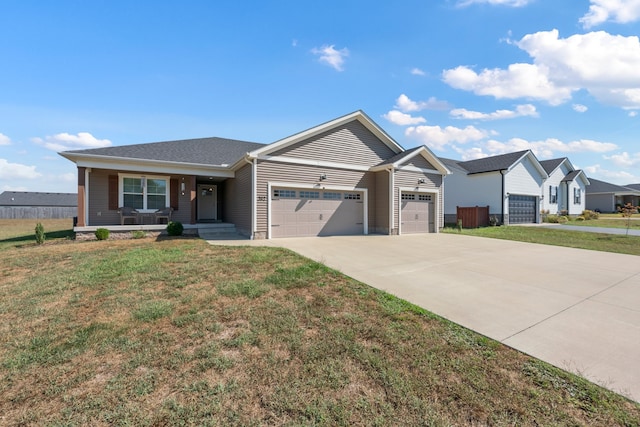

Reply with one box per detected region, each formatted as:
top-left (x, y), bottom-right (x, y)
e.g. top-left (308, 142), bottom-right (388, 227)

top-left (388, 167), bottom-right (394, 235)
top-left (500, 169), bottom-right (506, 225)
top-left (85, 167), bottom-right (90, 227)
top-left (243, 155), bottom-right (257, 240)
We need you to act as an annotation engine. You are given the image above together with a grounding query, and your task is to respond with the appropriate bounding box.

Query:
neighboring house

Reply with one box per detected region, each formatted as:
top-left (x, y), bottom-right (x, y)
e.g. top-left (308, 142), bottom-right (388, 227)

top-left (0, 191), bottom-right (77, 219)
top-left (585, 179), bottom-right (640, 212)
top-left (441, 150), bottom-right (548, 225)
top-left (59, 111), bottom-right (450, 238)
top-left (539, 157), bottom-right (590, 215)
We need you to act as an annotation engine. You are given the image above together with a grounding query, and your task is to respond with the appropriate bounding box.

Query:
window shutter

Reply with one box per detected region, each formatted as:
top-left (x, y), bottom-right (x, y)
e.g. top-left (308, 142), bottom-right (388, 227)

top-left (108, 175), bottom-right (118, 210)
top-left (170, 178), bottom-right (179, 210)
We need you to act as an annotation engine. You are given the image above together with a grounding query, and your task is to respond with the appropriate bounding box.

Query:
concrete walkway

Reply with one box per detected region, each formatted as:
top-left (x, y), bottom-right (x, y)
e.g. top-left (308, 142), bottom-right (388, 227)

top-left (207, 233), bottom-right (640, 402)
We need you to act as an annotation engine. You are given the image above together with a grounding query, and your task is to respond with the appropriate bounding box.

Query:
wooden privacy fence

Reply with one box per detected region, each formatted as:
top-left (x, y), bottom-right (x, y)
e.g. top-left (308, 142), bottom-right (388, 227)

top-left (0, 206), bottom-right (77, 219)
top-left (456, 206), bottom-right (490, 228)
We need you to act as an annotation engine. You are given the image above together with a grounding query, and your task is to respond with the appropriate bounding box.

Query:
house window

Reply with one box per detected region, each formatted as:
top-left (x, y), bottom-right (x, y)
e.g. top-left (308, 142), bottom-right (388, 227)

top-left (120, 175), bottom-right (169, 210)
top-left (401, 193), bottom-right (415, 200)
top-left (344, 193), bottom-right (361, 200)
top-left (300, 191), bottom-right (320, 199)
top-left (549, 185), bottom-right (558, 204)
top-left (273, 189), bottom-right (296, 198)
top-left (323, 192), bottom-right (341, 200)
top-left (418, 194), bottom-right (432, 201)
top-left (574, 188), bottom-right (581, 204)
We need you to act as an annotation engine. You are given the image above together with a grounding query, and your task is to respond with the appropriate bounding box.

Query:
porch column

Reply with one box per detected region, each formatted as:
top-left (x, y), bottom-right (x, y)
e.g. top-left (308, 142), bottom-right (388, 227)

top-left (189, 175), bottom-right (197, 224)
top-left (77, 167), bottom-right (86, 227)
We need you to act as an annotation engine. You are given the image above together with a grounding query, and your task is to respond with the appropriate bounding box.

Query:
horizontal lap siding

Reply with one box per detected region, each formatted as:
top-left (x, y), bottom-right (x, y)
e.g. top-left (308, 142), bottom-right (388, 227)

top-left (270, 121), bottom-right (397, 167)
top-left (87, 169), bottom-right (192, 226)
top-left (394, 170), bottom-right (443, 230)
top-left (256, 161), bottom-right (377, 236)
top-left (374, 170), bottom-right (390, 234)
top-left (404, 156), bottom-right (436, 170)
top-left (224, 164), bottom-right (252, 236)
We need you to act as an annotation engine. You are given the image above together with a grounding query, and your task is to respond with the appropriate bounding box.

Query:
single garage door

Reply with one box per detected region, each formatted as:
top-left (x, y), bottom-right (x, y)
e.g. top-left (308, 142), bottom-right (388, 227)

top-left (400, 192), bottom-right (433, 234)
top-left (509, 195), bottom-right (537, 224)
top-left (271, 188), bottom-right (364, 238)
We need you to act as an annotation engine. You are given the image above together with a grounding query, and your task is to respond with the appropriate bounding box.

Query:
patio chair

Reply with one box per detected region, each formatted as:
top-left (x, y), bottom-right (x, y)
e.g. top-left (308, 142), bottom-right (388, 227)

top-left (154, 207), bottom-right (173, 224)
top-left (118, 206), bottom-right (138, 225)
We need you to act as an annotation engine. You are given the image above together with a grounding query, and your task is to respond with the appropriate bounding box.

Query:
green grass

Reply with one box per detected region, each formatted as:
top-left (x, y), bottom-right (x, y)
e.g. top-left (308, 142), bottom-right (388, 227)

top-left (444, 225), bottom-right (640, 255)
top-left (1, 232), bottom-right (638, 425)
top-left (0, 218), bottom-right (75, 250)
top-left (564, 217), bottom-right (640, 230)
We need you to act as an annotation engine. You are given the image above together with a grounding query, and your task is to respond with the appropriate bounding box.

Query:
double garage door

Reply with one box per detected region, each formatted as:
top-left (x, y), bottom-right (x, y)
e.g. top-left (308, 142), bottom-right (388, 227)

top-left (271, 188), bottom-right (364, 238)
top-left (401, 192), bottom-right (434, 234)
top-left (508, 195), bottom-right (537, 224)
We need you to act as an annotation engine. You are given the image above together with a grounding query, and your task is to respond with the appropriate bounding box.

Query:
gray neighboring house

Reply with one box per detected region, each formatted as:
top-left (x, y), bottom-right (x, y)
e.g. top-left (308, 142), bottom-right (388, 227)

top-left (585, 179), bottom-right (640, 212)
top-left (538, 157), bottom-right (589, 215)
top-left (0, 191), bottom-right (77, 219)
top-left (59, 111), bottom-right (450, 238)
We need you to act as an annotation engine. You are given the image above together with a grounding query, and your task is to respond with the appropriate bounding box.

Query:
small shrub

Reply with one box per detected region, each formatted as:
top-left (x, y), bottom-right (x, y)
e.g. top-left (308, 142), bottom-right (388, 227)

top-left (95, 228), bottom-right (110, 240)
top-left (166, 221), bottom-right (184, 236)
top-left (35, 223), bottom-right (45, 244)
top-left (576, 216), bottom-right (585, 221)
top-left (558, 216), bottom-right (569, 224)
top-left (581, 210), bottom-right (599, 220)
top-left (543, 214), bottom-right (560, 223)
top-left (131, 230), bottom-right (147, 239)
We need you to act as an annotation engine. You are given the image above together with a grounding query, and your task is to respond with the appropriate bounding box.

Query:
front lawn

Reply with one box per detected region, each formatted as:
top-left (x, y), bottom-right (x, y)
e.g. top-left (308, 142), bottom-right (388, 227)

top-left (444, 225), bottom-right (640, 256)
top-left (0, 233), bottom-right (639, 425)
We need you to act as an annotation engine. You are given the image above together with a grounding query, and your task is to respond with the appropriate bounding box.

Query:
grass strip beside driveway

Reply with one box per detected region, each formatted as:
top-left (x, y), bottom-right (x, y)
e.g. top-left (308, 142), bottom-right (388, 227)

top-left (1, 238), bottom-right (639, 426)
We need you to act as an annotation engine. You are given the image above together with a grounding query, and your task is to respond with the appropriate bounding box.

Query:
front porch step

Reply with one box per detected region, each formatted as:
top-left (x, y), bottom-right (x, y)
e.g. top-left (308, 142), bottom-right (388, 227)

top-left (197, 223), bottom-right (246, 240)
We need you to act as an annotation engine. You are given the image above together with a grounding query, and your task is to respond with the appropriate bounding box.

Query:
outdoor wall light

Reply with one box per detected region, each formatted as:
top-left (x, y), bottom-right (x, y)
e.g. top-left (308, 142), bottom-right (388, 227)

top-left (320, 174), bottom-right (327, 181)
top-left (180, 179), bottom-right (186, 196)
top-left (418, 178), bottom-right (426, 184)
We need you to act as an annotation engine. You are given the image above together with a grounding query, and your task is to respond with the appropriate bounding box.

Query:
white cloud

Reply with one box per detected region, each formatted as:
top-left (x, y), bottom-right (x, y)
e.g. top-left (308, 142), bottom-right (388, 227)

top-left (450, 104), bottom-right (539, 120)
top-left (383, 110), bottom-right (426, 126)
top-left (457, 0), bottom-right (533, 6)
top-left (410, 68), bottom-right (426, 76)
top-left (453, 146), bottom-right (490, 161)
top-left (444, 29), bottom-right (640, 109)
top-left (442, 63), bottom-right (574, 105)
top-left (480, 137), bottom-right (618, 158)
top-left (0, 133), bottom-right (10, 145)
top-left (573, 104), bottom-right (588, 113)
top-left (0, 158), bottom-right (42, 180)
top-left (580, 0), bottom-right (640, 28)
top-left (32, 132), bottom-right (112, 152)
top-left (311, 45), bottom-right (349, 71)
top-left (405, 125), bottom-right (488, 150)
top-left (584, 164), bottom-right (639, 183)
top-left (629, 111), bottom-right (638, 117)
top-left (394, 94), bottom-right (451, 112)
top-left (604, 151), bottom-right (640, 168)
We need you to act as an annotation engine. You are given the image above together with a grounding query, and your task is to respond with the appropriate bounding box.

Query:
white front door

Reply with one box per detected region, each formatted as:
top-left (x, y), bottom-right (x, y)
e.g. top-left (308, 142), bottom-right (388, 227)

top-left (197, 185), bottom-right (217, 221)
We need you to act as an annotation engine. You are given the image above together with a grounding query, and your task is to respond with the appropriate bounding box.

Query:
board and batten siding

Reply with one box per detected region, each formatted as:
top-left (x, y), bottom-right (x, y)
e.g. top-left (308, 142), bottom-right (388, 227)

top-left (505, 159), bottom-right (545, 197)
top-left (270, 121), bottom-right (398, 167)
top-left (256, 161), bottom-right (378, 237)
top-left (224, 163), bottom-right (252, 236)
top-left (393, 170), bottom-right (443, 231)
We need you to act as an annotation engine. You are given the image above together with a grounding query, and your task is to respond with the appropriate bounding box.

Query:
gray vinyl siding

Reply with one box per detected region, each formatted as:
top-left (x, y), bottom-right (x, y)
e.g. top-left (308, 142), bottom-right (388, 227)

top-left (393, 170), bottom-right (443, 230)
top-left (586, 193), bottom-right (615, 213)
top-left (404, 156), bottom-right (436, 171)
top-left (270, 121), bottom-right (397, 167)
top-left (374, 170), bottom-right (390, 234)
top-left (86, 169), bottom-right (192, 226)
top-left (256, 161), bottom-right (379, 236)
top-left (224, 163), bottom-right (252, 236)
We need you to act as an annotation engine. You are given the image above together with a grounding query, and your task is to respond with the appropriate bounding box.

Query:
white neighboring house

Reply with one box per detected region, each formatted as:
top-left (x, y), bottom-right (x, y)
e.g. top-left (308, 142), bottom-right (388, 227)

top-left (441, 150), bottom-right (548, 225)
top-left (539, 158), bottom-right (590, 215)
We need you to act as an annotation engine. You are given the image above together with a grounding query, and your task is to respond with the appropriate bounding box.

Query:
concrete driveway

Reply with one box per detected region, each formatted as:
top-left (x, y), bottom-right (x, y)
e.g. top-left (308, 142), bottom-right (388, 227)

top-left (208, 233), bottom-right (640, 402)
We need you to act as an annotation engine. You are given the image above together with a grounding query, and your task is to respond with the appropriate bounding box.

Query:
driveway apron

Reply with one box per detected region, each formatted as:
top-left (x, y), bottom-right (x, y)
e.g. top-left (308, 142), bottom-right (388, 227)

top-left (208, 233), bottom-right (640, 402)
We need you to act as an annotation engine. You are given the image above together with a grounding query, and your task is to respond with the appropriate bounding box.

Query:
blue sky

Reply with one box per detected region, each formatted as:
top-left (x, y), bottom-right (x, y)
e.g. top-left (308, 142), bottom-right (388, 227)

top-left (1, 0), bottom-right (640, 193)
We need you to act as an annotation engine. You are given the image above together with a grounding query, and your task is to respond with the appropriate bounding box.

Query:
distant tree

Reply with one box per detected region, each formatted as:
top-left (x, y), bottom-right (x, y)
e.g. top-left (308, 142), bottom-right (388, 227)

top-left (618, 202), bottom-right (639, 236)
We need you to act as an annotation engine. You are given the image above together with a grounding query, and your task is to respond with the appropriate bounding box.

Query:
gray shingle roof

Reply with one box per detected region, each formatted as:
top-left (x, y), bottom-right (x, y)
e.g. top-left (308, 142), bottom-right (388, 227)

top-left (586, 178), bottom-right (640, 194)
top-left (626, 183), bottom-right (640, 191)
top-left (441, 150), bottom-right (530, 174)
top-left (561, 170), bottom-right (582, 182)
top-left (0, 191), bottom-right (77, 207)
top-left (376, 146), bottom-right (423, 167)
top-left (63, 137), bottom-right (266, 166)
top-left (539, 158), bottom-right (566, 175)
